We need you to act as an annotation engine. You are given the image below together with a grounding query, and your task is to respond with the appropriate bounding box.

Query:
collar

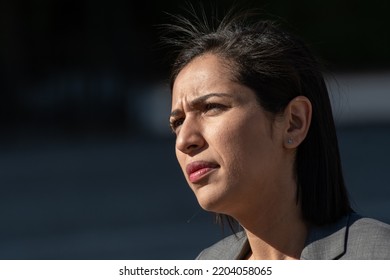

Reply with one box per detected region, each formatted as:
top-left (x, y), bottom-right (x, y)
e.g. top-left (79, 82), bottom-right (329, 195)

top-left (300, 214), bottom-right (351, 260)
top-left (234, 213), bottom-right (352, 260)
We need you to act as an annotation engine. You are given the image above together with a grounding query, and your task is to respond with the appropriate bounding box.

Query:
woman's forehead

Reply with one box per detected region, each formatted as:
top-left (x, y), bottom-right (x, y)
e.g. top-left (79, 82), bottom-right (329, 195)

top-left (172, 54), bottom-right (236, 96)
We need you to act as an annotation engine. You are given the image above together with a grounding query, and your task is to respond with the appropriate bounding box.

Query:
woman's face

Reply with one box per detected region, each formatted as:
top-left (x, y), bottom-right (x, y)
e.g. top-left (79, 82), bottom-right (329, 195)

top-left (170, 54), bottom-right (290, 217)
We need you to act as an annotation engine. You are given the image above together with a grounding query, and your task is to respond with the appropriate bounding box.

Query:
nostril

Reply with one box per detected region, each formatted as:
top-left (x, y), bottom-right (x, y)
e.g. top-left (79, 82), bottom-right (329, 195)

top-left (186, 144), bottom-right (199, 152)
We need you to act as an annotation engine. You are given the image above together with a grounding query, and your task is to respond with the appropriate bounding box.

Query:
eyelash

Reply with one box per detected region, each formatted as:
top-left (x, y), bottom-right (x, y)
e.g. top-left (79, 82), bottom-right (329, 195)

top-left (170, 118), bottom-right (184, 133)
top-left (204, 102), bottom-right (227, 112)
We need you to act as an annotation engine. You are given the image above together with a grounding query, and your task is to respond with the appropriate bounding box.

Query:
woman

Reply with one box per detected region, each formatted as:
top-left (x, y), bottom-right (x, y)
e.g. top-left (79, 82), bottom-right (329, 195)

top-left (166, 9), bottom-right (390, 259)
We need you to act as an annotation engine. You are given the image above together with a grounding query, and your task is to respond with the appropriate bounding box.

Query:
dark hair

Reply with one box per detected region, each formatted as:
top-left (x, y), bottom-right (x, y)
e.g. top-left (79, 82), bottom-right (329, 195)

top-left (164, 8), bottom-right (351, 226)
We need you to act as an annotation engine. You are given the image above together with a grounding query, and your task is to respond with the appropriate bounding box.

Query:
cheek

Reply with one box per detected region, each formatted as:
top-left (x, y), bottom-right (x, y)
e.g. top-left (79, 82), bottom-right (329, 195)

top-left (220, 113), bottom-right (264, 148)
top-left (175, 149), bottom-right (186, 173)
top-left (216, 116), bottom-right (272, 174)
top-left (210, 123), bottom-right (246, 169)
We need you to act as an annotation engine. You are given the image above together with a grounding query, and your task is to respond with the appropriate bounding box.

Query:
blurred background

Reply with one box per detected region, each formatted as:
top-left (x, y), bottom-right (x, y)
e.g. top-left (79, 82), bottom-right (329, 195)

top-left (0, 0), bottom-right (389, 259)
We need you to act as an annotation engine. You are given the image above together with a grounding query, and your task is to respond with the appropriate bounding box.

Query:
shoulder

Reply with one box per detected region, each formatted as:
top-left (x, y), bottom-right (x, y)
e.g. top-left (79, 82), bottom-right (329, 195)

top-left (349, 213), bottom-right (390, 236)
top-left (196, 231), bottom-right (249, 260)
top-left (302, 212), bottom-right (390, 260)
top-left (343, 213), bottom-right (390, 259)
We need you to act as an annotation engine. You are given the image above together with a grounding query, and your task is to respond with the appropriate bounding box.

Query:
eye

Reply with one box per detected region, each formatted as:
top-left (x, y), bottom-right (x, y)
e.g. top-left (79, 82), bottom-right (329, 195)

top-left (169, 118), bottom-right (184, 133)
top-left (204, 103), bottom-right (227, 113)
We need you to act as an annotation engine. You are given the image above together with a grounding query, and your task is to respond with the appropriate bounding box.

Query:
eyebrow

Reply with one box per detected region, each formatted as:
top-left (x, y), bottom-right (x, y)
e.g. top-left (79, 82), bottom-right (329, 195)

top-left (170, 93), bottom-right (233, 118)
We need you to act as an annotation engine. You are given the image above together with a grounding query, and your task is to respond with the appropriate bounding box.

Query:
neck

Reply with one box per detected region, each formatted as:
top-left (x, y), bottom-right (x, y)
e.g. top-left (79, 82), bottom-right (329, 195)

top-left (241, 203), bottom-right (308, 260)
top-left (226, 154), bottom-right (307, 260)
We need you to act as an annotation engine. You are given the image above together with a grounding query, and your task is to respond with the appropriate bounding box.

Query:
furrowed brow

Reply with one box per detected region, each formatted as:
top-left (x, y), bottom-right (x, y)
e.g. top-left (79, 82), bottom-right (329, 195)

top-left (190, 93), bottom-right (232, 107)
top-left (170, 93), bottom-right (232, 118)
top-left (169, 109), bottom-right (182, 118)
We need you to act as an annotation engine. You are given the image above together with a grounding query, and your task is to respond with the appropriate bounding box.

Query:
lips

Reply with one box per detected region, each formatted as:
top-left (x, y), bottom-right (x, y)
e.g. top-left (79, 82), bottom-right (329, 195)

top-left (186, 161), bottom-right (219, 183)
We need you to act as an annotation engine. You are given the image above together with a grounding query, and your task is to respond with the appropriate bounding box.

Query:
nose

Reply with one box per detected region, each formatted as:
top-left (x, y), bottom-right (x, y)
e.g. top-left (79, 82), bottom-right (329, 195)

top-left (175, 117), bottom-right (205, 155)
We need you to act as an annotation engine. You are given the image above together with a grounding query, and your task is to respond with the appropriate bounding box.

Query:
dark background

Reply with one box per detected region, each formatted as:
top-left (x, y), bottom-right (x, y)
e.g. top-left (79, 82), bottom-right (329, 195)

top-left (1, 0), bottom-right (389, 259)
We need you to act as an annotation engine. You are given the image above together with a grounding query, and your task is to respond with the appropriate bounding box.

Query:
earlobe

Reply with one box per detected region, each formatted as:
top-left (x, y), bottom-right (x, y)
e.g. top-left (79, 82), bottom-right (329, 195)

top-left (284, 96), bottom-right (312, 148)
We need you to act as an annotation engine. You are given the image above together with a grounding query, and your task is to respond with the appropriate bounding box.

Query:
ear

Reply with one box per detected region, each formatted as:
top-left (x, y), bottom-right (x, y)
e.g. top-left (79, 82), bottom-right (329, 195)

top-left (283, 96), bottom-right (312, 149)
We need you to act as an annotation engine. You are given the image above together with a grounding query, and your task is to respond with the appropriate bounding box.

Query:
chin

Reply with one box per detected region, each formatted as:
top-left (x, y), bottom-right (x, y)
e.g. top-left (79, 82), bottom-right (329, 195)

top-left (195, 192), bottom-right (230, 214)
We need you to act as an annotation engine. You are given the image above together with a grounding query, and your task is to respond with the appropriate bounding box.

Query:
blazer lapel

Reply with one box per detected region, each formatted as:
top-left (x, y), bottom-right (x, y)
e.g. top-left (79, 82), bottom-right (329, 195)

top-left (300, 214), bottom-right (350, 259)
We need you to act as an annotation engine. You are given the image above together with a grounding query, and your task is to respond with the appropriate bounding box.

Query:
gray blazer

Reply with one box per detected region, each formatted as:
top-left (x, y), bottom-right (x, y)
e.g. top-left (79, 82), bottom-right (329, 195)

top-left (196, 213), bottom-right (390, 259)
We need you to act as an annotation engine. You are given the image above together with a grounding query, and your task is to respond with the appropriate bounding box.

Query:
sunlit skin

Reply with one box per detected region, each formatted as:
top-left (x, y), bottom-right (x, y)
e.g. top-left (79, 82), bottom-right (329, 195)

top-left (170, 54), bottom-right (312, 259)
